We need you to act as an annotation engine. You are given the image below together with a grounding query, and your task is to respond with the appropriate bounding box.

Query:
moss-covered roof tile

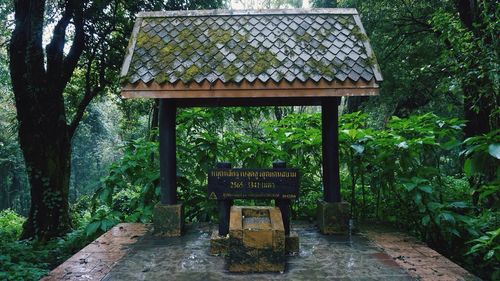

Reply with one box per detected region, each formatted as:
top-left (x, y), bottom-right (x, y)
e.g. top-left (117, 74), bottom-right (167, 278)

top-left (120, 8), bottom-right (383, 85)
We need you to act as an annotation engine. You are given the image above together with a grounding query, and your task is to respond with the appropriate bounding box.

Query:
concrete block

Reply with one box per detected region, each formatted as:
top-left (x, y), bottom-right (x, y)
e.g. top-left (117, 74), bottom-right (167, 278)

top-left (210, 230), bottom-right (229, 256)
top-left (152, 203), bottom-right (183, 237)
top-left (317, 201), bottom-right (350, 235)
top-left (285, 231), bottom-right (300, 254)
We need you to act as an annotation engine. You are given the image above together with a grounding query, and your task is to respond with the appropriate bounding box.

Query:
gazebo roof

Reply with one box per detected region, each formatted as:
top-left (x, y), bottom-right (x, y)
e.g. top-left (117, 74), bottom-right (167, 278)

top-left (120, 8), bottom-right (382, 99)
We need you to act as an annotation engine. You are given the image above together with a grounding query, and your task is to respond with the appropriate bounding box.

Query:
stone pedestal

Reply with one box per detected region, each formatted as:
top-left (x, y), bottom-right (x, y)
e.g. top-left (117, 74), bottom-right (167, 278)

top-left (228, 206), bottom-right (285, 272)
top-left (317, 201), bottom-right (350, 235)
top-left (210, 230), bottom-right (229, 256)
top-left (153, 203), bottom-right (183, 237)
top-left (285, 231), bottom-right (300, 255)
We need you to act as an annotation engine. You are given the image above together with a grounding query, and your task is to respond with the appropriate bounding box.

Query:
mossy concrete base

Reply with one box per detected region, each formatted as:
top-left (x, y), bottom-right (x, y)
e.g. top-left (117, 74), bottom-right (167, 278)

top-left (152, 203), bottom-right (183, 237)
top-left (228, 206), bottom-right (285, 272)
top-left (317, 201), bottom-right (350, 235)
top-left (210, 230), bottom-right (229, 256)
top-left (285, 231), bottom-right (300, 255)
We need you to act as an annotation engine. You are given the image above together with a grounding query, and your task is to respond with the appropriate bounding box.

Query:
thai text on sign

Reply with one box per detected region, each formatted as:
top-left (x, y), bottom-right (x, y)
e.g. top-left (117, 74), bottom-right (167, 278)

top-left (207, 168), bottom-right (299, 200)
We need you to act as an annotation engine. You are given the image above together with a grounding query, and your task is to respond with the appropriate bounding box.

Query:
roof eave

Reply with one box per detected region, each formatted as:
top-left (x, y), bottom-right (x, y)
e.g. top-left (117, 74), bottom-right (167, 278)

top-left (119, 17), bottom-right (142, 78)
top-left (136, 8), bottom-right (359, 18)
top-left (120, 79), bottom-right (380, 99)
top-left (352, 14), bottom-right (383, 82)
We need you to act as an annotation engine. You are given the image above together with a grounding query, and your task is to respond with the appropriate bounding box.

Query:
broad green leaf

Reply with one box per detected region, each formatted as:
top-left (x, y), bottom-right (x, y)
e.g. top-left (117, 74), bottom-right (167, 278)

top-left (464, 159), bottom-right (473, 177)
top-left (403, 182), bottom-right (417, 192)
top-left (350, 144), bottom-right (364, 154)
top-left (485, 250), bottom-right (495, 260)
top-left (488, 144), bottom-right (500, 159)
top-left (449, 228), bottom-right (461, 237)
top-left (418, 185), bottom-right (433, 194)
top-left (413, 193), bottom-right (422, 205)
top-left (86, 221), bottom-right (100, 236)
top-left (427, 202), bottom-right (442, 211)
top-left (439, 212), bottom-right (455, 224)
top-left (422, 215), bottom-right (430, 226)
top-left (397, 141), bottom-right (408, 149)
top-left (449, 201), bottom-right (468, 209)
top-left (100, 219), bottom-right (115, 231)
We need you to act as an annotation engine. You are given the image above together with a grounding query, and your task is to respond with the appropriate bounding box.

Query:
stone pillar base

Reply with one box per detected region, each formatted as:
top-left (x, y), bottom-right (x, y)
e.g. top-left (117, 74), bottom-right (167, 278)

top-left (317, 201), bottom-right (350, 235)
top-left (153, 203), bottom-right (183, 237)
top-left (285, 231), bottom-right (300, 255)
top-left (210, 230), bottom-right (229, 256)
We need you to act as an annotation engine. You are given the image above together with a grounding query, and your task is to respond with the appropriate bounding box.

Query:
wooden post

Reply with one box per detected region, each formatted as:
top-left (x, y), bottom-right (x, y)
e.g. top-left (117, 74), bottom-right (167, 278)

top-left (159, 99), bottom-right (177, 205)
top-left (321, 97), bottom-right (341, 203)
top-left (216, 162), bottom-right (232, 236)
top-left (273, 160), bottom-right (291, 236)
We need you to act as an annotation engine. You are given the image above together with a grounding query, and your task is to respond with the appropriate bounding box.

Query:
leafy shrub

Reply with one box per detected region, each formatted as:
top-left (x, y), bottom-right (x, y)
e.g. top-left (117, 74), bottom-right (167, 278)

top-left (0, 209), bottom-right (97, 281)
top-left (466, 227), bottom-right (500, 280)
top-left (0, 209), bottom-right (25, 242)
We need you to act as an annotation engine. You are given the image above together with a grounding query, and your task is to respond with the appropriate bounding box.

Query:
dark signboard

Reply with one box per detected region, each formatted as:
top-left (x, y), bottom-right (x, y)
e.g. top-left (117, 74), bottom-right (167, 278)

top-left (208, 168), bottom-right (299, 200)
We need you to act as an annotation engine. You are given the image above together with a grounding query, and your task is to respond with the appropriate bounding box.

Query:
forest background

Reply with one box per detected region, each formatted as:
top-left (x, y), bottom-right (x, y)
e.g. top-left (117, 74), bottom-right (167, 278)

top-left (0, 0), bottom-right (498, 280)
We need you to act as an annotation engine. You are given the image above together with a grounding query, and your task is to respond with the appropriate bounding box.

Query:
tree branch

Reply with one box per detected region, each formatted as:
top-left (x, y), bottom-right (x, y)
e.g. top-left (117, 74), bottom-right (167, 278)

top-left (61, 4), bottom-right (85, 91)
top-left (68, 50), bottom-right (108, 138)
top-left (9, 0), bottom-right (46, 110)
top-left (45, 0), bottom-right (73, 91)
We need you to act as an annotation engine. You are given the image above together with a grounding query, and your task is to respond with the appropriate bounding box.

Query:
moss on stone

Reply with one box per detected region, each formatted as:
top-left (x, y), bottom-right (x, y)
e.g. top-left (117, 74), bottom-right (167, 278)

top-left (239, 51), bottom-right (251, 62)
top-left (223, 65), bottom-right (239, 81)
top-left (181, 65), bottom-right (201, 82)
top-left (365, 55), bottom-right (378, 67)
top-left (307, 59), bottom-right (337, 78)
top-left (294, 33), bottom-right (312, 44)
top-left (155, 72), bottom-right (169, 84)
top-left (209, 29), bottom-right (233, 45)
top-left (351, 26), bottom-right (368, 41)
top-left (159, 44), bottom-right (175, 58)
top-left (136, 30), bottom-right (155, 49)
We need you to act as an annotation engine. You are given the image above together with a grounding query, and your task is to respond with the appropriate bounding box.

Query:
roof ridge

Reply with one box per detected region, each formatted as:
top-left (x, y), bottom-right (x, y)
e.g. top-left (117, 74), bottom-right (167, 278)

top-left (137, 8), bottom-right (358, 18)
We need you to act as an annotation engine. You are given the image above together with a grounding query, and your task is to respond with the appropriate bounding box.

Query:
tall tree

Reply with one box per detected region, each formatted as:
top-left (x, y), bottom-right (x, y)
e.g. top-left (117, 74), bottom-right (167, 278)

top-left (453, 0), bottom-right (498, 137)
top-left (9, 0), bottom-right (224, 240)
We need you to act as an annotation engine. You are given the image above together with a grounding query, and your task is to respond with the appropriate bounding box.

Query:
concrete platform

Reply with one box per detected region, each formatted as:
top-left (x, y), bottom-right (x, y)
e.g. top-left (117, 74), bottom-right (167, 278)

top-left (42, 222), bottom-right (480, 281)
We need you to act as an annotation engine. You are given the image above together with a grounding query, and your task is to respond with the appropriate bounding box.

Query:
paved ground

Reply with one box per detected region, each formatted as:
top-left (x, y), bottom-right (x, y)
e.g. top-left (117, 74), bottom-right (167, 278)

top-left (43, 222), bottom-right (480, 281)
top-left (364, 227), bottom-right (480, 281)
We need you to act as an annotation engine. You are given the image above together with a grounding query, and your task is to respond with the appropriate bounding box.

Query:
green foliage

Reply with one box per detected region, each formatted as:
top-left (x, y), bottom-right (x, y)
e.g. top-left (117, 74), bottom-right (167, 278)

top-left (0, 210), bottom-right (95, 281)
top-left (0, 209), bottom-right (25, 242)
top-left (88, 138), bottom-right (160, 235)
top-left (466, 227), bottom-right (500, 280)
top-left (429, 4), bottom-right (499, 127)
top-left (85, 205), bottom-right (121, 236)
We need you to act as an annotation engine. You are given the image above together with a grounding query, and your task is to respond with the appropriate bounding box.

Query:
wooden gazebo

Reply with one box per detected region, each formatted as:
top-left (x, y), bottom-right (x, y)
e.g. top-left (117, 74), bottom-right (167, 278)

top-left (120, 8), bottom-right (382, 236)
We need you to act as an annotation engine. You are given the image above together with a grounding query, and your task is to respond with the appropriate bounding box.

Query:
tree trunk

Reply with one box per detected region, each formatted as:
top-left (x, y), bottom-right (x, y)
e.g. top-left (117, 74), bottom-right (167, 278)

top-left (0, 168), bottom-right (9, 210)
top-left (9, 0), bottom-right (83, 240)
top-left (20, 132), bottom-right (72, 240)
top-left (274, 106), bottom-right (283, 121)
top-left (13, 76), bottom-right (73, 240)
top-left (150, 99), bottom-right (160, 141)
top-left (463, 84), bottom-right (492, 138)
top-left (455, 0), bottom-right (493, 138)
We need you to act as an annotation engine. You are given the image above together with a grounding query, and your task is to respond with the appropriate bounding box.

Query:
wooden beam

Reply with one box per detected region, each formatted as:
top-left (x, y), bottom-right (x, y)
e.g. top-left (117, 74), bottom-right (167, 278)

top-left (121, 78), bottom-right (379, 99)
top-left (122, 88), bottom-right (378, 99)
top-left (321, 97), bottom-right (341, 203)
top-left (173, 97), bottom-right (323, 107)
top-left (159, 99), bottom-right (177, 205)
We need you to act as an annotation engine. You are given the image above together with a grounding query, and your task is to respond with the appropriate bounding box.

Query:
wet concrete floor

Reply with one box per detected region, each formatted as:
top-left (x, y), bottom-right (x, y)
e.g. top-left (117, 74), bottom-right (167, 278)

top-left (103, 223), bottom-right (415, 281)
